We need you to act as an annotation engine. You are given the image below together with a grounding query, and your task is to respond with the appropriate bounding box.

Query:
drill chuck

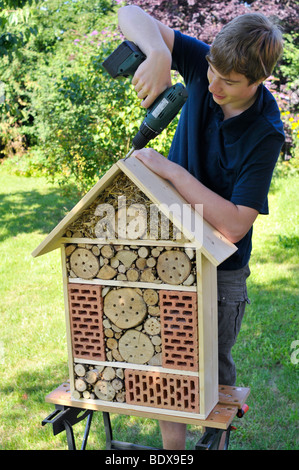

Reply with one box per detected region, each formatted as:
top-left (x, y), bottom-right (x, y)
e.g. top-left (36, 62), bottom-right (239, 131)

top-left (132, 122), bottom-right (158, 150)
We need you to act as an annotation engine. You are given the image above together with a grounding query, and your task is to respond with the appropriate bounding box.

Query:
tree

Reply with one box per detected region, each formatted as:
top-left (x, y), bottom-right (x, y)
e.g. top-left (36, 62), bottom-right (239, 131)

top-left (0, 0), bottom-right (38, 58)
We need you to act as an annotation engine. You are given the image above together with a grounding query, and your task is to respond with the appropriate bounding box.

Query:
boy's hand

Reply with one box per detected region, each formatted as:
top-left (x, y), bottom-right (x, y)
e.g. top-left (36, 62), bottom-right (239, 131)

top-left (132, 50), bottom-right (172, 108)
top-left (133, 148), bottom-right (178, 181)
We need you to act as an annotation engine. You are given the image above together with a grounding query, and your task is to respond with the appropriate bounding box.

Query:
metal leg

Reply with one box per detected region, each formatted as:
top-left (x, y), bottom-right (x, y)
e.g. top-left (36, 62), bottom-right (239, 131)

top-left (42, 406), bottom-right (93, 450)
top-left (63, 419), bottom-right (77, 450)
top-left (102, 412), bottom-right (113, 450)
top-left (102, 412), bottom-right (160, 450)
top-left (195, 427), bottom-right (231, 450)
top-left (81, 411), bottom-right (93, 450)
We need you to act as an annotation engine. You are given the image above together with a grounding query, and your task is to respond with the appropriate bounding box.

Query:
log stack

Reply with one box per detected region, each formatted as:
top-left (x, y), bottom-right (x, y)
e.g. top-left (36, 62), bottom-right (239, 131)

top-left (73, 364), bottom-right (126, 402)
top-left (66, 243), bottom-right (196, 286)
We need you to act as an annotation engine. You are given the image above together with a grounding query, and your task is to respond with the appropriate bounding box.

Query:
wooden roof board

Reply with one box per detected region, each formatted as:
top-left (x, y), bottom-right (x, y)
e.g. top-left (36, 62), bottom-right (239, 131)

top-left (118, 158), bottom-right (236, 266)
top-left (32, 157), bottom-right (236, 265)
top-left (31, 163), bottom-right (121, 258)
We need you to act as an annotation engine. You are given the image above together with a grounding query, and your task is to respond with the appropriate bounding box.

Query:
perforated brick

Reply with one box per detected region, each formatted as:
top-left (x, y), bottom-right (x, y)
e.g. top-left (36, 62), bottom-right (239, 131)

top-left (68, 284), bottom-right (105, 361)
top-left (125, 369), bottom-right (199, 413)
top-left (159, 290), bottom-right (198, 371)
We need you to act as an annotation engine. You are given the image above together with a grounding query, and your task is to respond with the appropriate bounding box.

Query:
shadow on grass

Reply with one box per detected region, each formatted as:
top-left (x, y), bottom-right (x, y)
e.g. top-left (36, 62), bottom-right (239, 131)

top-left (0, 188), bottom-right (79, 242)
top-left (0, 362), bottom-right (69, 404)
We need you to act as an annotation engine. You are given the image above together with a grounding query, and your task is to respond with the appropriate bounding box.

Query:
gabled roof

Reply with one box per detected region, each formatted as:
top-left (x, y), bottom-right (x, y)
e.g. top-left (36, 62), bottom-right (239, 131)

top-left (31, 157), bottom-right (236, 266)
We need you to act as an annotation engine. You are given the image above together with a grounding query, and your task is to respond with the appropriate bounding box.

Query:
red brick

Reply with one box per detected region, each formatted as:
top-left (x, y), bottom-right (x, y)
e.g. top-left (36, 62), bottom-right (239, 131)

top-left (125, 369), bottom-right (199, 413)
top-left (68, 284), bottom-right (106, 361)
top-left (159, 291), bottom-right (198, 371)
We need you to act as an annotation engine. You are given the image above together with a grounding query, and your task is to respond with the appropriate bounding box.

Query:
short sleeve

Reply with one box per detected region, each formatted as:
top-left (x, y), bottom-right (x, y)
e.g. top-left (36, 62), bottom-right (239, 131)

top-left (172, 30), bottom-right (210, 84)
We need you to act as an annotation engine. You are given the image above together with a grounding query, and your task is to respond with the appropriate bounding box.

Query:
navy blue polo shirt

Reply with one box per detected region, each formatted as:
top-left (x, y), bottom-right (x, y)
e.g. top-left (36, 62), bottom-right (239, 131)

top-left (169, 30), bottom-right (285, 270)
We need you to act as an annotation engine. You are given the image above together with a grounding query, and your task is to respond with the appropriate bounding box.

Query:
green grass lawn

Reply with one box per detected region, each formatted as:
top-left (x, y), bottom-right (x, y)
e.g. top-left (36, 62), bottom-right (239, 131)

top-left (0, 165), bottom-right (298, 450)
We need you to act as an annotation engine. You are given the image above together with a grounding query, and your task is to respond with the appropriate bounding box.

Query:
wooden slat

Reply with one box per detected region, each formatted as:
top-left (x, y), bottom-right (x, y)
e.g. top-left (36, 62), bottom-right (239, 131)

top-left (68, 277), bottom-right (197, 292)
top-left (60, 238), bottom-right (197, 248)
top-left (45, 382), bottom-right (249, 429)
top-left (197, 252), bottom-right (219, 418)
top-left (31, 164), bottom-right (121, 258)
top-left (73, 358), bottom-right (199, 377)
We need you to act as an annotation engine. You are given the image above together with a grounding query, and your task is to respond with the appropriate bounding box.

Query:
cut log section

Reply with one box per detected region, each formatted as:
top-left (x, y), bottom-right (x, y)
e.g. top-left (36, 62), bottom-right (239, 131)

top-left (144, 317), bottom-right (161, 336)
top-left (157, 250), bottom-right (191, 284)
top-left (94, 380), bottom-right (116, 401)
top-left (70, 248), bottom-right (100, 279)
top-left (118, 329), bottom-right (154, 364)
top-left (115, 250), bottom-right (137, 268)
top-left (143, 289), bottom-right (159, 306)
top-left (104, 288), bottom-right (147, 329)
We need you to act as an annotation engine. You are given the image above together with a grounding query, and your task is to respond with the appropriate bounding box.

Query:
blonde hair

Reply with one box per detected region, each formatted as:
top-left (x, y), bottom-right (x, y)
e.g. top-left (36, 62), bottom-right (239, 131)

top-left (206, 13), bottom-right (284, 84)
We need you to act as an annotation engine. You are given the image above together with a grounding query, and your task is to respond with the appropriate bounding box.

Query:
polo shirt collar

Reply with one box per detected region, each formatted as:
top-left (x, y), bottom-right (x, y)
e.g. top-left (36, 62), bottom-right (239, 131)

top-left (208, 84), bottom-right (264, 136)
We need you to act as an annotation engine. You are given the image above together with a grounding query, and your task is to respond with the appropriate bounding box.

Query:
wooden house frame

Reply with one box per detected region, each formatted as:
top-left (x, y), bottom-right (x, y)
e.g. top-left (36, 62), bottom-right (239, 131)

top-left (32, 157), bottom-right (236, 421)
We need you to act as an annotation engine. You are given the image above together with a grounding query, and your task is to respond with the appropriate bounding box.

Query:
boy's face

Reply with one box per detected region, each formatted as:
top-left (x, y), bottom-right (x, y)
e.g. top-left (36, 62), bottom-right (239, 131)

top-left (207, 64), bottom-right (261, 113)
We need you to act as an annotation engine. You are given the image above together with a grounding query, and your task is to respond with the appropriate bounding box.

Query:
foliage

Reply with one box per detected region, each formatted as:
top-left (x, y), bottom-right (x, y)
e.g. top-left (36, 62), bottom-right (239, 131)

top-left (264, 32), bottom-right (299, 161)
top-left (124, 0), bottom-right (298, 43)
top-left (0, 0), bottom-right (298, 190)
top-left (0, 0), bottom-right (38, 58)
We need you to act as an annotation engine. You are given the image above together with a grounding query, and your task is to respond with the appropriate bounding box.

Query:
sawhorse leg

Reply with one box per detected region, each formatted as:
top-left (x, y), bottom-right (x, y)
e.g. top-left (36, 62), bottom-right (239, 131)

top-left (42, 405), bottom-right (93, 450)
top-left (195, 427), bottom-right (231, 450)
top-left (42, 400), bottom-right (249, 450)
top-left (102, 412), bottom-right (159, 450)
top-left (42, 409), bottom-right (232, 450)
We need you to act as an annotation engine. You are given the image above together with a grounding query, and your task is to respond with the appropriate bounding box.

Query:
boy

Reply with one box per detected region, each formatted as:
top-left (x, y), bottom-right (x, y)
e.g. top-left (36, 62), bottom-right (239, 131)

top-left (118, 5), bottom-right (285, 449)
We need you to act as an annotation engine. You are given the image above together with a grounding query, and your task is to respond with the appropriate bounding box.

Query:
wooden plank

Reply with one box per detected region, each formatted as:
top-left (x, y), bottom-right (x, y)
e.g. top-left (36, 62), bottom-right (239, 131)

top-left (73, 358), bottom-right (199, 377)
top-left (61, 246), bottom-right (75, 395)
top-left (218, 385), bottom-right (250, 409)
top-left (60, 238), bottom-right (197, 248)
top-left (31, 164), bottom-right (121, 258)
top-left (118, 157), bottom-right (237, 267)
top-left (197, 252), bottom-right (219, 418)
top-left (68, 277), bottom-right (197, 292)
top-left (45, 382), bottom-right (249, 429)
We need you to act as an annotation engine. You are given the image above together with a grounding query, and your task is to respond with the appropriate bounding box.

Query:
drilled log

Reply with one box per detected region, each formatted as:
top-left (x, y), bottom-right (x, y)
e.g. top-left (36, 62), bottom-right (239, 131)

top-left (118, 329), bottom-right (154, 364)
top-left (70, 248), bottom-right (100, 279)
top-left (157, 250), bottom-right (191, 284)
top-left (104, 288), bottom-right (147, 329)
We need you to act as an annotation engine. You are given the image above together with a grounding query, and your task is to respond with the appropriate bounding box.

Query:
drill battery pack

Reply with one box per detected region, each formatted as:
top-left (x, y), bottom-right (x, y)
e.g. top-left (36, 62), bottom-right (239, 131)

top-left (102, 40), bottom-right (146, 78)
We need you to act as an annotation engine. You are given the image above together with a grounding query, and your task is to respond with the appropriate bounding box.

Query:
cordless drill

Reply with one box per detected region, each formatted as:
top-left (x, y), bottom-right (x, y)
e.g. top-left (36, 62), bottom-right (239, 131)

top-left (102, 41), bottom-right (188, 159)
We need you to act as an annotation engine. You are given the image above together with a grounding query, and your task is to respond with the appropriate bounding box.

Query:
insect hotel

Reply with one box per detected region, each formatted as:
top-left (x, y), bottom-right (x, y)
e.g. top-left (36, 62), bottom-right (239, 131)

top-left (33, 157), bottom-right (249, 434)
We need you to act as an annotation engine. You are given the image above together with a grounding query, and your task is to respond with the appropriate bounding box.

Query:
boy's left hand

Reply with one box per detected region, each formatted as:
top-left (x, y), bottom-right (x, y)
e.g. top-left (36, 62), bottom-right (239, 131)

top-left (132, 148), bottom-right (176, 181)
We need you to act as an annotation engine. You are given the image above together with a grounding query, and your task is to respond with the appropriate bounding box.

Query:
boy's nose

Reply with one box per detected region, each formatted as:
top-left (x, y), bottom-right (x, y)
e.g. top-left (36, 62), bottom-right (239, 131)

top-left (209, 78), bottom-right (222, 95)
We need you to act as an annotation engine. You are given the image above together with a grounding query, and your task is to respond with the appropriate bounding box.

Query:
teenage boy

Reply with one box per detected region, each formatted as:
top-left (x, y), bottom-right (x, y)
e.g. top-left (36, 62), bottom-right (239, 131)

top-left (118, 5), bottom-right (285, 449)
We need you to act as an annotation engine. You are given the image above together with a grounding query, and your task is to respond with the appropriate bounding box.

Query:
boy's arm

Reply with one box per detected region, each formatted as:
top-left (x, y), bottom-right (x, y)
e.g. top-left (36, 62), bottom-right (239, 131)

top-left (134, 149), bottom-right (259, 244)
top-left (118, 5), bottom-right (175, 108)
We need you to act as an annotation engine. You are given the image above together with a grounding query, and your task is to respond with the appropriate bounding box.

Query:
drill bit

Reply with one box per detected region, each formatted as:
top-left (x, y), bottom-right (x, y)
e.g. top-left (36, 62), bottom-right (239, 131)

top-left (124, 147), bottom-right (135, 161)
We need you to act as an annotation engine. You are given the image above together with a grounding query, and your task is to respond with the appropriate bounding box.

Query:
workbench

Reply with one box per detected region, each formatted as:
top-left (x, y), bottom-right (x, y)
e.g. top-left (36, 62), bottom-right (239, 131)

top-left (42, 382), bottom-right (250, 450)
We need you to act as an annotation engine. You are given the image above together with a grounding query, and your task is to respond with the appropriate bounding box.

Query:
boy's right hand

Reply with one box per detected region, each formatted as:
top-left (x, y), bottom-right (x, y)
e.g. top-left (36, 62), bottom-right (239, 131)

top-left (132, 49), bottom-right (172, 108)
